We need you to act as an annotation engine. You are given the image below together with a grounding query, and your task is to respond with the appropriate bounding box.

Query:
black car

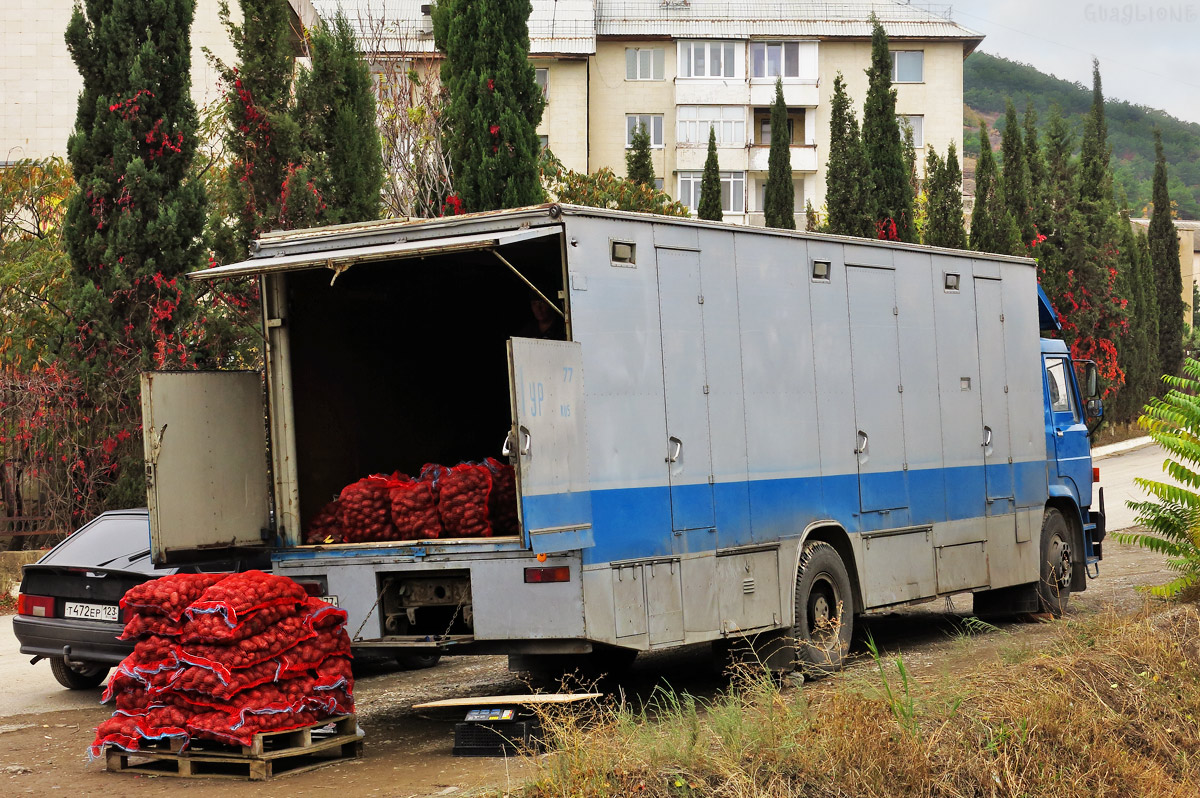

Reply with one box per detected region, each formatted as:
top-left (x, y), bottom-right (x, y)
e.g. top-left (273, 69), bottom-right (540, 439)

top-left (13, 509), bottom-right (264, 689)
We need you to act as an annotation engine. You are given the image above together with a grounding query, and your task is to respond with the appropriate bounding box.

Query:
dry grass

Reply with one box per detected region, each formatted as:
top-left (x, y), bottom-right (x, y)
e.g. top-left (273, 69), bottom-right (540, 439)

top-left (512, 605), bottom-right (1200, 798)
top-left (0, 550), bottom-right (46, 602)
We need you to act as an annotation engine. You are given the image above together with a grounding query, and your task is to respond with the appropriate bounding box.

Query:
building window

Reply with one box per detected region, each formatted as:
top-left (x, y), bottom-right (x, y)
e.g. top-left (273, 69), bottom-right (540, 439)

top-left (535, 68), bottom-right (549, 100)
top-left (891, 51), bottom-right (923, 83)
top-left (678, 171), bottom-right (745, 214)
top-left (625, 47), bottom-right (665, 80)
top-left (678, 41), bottom-right (737, 79)
top-left (676, 106), bottom-right (745, 145)
top-left (897, 115), bottom-right (924, 148)
top-left (750, 41), bottom-right (817, 80)
top-left (626, 114), bottom-right (664, 148)
top-left (758, 117), bottom-right (794, 146)
top-left (756, 177), bottom-right (805, 212)
top-left (538, 134), bottom-right (548, 151)
top-left (654, 177), bottom-right (664, 191)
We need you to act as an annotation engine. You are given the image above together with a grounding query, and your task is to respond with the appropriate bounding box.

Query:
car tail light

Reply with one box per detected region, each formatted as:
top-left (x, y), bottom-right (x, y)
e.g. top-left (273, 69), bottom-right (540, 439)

top-left (524, 566), bottom-right (570, 584)
top-left (17, 593), bottom-right (54, 618)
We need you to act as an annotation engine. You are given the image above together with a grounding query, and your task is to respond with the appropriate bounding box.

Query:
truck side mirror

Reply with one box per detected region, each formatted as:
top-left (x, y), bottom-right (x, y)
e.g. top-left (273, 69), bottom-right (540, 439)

top-left (1086, 398), bottom-right (1104, 419)
top-left (1084, 362), bottom-right (1099, 400)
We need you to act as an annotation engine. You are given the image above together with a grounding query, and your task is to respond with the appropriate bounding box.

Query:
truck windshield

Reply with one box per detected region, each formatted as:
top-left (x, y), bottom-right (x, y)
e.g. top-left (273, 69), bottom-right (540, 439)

top-left (1044, 358), bottom-right (1079, 421)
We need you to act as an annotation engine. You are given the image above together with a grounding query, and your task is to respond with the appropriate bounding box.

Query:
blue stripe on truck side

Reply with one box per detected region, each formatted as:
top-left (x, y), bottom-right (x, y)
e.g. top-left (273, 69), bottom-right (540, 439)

top-left (522, 461), bottom-right (1048, 566)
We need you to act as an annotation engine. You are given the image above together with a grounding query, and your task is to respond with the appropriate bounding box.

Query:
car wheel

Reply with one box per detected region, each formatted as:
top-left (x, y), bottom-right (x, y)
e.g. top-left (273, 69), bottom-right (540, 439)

top-left (396, 651), bottom-right (442, 670)
top-left (1037, 507), bottom-right (1073, 616)
top-left (50, 656), bottom-right (110, 690)
top-left (794, 541), bottom-right (854, 678)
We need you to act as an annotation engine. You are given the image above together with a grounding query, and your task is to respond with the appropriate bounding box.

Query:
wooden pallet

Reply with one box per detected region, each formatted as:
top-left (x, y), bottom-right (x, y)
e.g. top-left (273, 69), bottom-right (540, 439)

top-left (104, 715), bottom-right (362, 780)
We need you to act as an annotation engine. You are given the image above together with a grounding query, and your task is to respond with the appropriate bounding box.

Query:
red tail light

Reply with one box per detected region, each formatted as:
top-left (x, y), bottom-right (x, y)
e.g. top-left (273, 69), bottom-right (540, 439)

top-left (524, 566), bottom-right (570, 584)
top-left (17, 593), bottom-right (54, 618)
top-left (1093, 467), bottom-right (1100, 483)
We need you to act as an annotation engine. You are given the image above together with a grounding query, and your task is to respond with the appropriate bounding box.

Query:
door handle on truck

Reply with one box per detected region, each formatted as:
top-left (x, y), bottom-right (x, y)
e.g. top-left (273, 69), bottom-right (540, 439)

top-left (501, 430), bottom-right (514, 457)
top-left (854, 430), bottom-right (868, 456)
top-left (982, 425), bottom-right (993, 448)
top-left (666, 436), bottom-right (682, 463)
top-left (519, 426), bottom-right (532, 456)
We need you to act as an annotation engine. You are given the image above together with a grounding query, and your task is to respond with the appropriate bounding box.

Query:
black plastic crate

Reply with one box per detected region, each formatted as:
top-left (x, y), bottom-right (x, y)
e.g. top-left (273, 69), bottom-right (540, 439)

top-left (452, 719), bottom-right (540, 757)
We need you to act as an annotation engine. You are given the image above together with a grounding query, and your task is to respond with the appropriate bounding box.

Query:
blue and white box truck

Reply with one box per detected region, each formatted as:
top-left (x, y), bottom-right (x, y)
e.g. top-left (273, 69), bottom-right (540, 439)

top-left (142, 204), bottom-right (1106, 674)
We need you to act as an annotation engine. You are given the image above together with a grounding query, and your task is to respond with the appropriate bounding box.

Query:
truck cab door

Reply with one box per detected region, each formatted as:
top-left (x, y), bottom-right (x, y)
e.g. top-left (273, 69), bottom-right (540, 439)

top-left (141, 371), bottom-right (272, 565)
top-left (1044, 356), bottom-right (1092, 506)
top-left (508, 338), bottom-right (594, 555)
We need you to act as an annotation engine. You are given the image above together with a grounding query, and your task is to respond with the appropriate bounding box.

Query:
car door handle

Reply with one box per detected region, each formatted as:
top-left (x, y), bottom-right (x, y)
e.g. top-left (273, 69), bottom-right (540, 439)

top-left (666, 436), bottom-right (682, 463)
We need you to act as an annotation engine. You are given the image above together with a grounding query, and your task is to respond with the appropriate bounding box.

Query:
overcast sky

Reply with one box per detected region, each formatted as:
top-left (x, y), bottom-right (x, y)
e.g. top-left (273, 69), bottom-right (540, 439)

top-left (946, 0), bottom-right (1200, 125)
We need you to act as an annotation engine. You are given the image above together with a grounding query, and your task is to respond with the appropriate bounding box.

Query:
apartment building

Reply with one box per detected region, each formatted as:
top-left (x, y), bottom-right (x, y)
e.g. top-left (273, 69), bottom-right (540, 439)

top-left (325, 0), bottom-right (982, 227)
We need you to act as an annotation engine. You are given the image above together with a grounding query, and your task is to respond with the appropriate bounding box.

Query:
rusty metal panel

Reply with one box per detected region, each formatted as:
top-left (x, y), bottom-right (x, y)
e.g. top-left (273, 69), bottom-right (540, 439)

top-left (141, 371), bottom-right (271, 564)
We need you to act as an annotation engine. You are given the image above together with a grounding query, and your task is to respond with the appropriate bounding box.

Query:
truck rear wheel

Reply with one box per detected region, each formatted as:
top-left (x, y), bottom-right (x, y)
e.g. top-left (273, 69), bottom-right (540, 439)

top-left (1037, 507), bottom-right (1073, 616)
top-left (794, 541), bottom-right (853, 677)
top-left (396, 651), bottom-right (442, 670)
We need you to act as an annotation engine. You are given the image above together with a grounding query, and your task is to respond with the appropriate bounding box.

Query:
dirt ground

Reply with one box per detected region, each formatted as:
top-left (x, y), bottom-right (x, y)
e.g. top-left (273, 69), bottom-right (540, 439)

top-left (0, 538), bottom-right (1177, 798)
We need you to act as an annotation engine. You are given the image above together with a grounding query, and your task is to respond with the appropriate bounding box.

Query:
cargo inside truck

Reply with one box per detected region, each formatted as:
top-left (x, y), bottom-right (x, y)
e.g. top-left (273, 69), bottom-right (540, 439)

top-left (276, 229), bottom-right (567, 541)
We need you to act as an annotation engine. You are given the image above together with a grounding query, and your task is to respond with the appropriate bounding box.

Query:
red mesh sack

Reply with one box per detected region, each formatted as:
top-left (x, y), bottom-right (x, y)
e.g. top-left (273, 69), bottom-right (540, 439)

top-left (304, 500), bottom-right (343, 544)
top-left (172, 659), bottom-right (280, 700)
top-left (179, 602), bottom-right (295, 645)
top-left (313, 655), bottom-right (354, 694)
top-left (387, 475), bottom-right (442, 540)
top-left (185, 570), bottom-right (307, 626)
top-left (123, 635), bottom-right (179, 677)
top-left (278, 628), bottom-right (353, 676)
top-left (186, 706), bottom-right (323, 748)
top-left (437, 462), bottom-right (493, 538)
top-left (485, 457), bottom-right (520, 537)
top-left (339, 475), bottom-right (397, 543)
top-left (177, 614), bottom-right (317, 679)
top-left (120, 573), bottom-right (229, 619)
top-left (118, 611), bottom-right (186, 641)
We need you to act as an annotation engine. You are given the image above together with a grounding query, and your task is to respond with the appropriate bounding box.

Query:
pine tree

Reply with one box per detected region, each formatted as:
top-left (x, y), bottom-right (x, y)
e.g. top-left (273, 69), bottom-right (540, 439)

top-left (969, 121), bottom-right (1020, 255)
top-left (764, 78), bottom-right (795, 229)
top-left (63, 0), bottom-right (206, 506)
top-left (293, 12), bottom-right (384, 226)
top-left (214, 0), bottom-right (302, 258)
top-left (625, 122), bottom-right (655, 187)
top-left (925, 142), bottom-right (966, 249)
top-left (861, 16), bottom-right (914, 241)
top-left (1000, 99), bottom-right (1034, 246)
top-left (433, 0), bottom-right (545, 211)
top-left (1149, 127), bottom-right (1183, 377)
top-left (698, 126), bottom-right (723, 221)
top-left (825, 73), bottom-right (871, 237)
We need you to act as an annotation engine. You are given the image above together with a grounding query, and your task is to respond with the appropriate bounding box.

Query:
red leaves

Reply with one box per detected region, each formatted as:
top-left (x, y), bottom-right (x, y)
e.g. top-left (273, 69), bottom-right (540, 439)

top-left (875, 217), bottom-right (899, 241)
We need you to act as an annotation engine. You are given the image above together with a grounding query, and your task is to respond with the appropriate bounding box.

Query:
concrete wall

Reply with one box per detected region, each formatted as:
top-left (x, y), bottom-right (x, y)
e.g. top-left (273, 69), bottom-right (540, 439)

top-left (589, 40), bottom-right (677, 186)
top-left (0, 0), bottom-right (241, 162)
top-left (535, 56), bottom-right (589, 173)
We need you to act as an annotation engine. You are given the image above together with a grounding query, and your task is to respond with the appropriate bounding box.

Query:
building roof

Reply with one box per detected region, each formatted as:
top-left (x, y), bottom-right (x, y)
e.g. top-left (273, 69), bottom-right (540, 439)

top-left (312, 0), bottom-right (597, 56)
top-left (314, 0), bottom-right (982, 56)
top-left (595, 1), bottom-right (983, 41)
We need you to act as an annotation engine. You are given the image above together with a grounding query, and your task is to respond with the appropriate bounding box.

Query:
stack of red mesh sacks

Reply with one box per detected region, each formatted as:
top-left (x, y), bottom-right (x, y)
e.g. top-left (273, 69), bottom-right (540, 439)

top-left (90, 571), bottom-right (354, 758)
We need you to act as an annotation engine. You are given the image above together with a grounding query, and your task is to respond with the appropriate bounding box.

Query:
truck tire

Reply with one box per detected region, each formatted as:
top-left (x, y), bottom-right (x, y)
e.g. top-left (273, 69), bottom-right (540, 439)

top-left (395, 652), bottom-right (442, 670)
top-left (50, 656), bottom-right (110, 690)
top-left (794, 541), bottom-right (853, 678)
top-left (1037, 507), bottom-right (1073, 616)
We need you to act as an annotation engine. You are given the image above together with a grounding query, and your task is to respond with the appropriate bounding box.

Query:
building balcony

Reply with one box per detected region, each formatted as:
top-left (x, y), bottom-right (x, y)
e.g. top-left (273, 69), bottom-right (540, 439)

top-left (747, 144), bottom-right (818, 172)
top-left (675, 145), bottom-right (749, 172)
top-left (674, 79), bottom-right (751, 106)
top-left (749, 79), bottom-right (819, 107)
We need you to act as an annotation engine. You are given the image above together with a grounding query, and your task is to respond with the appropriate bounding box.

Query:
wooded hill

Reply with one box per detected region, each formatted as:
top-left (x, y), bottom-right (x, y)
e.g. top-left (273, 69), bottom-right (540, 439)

top-left (963, 51), bottom-right (1200, 219)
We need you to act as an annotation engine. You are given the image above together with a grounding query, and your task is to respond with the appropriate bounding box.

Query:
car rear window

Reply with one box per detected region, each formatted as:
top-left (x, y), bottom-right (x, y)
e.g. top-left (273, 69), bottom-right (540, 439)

top-left (39, 515), bottom-right (161, 573)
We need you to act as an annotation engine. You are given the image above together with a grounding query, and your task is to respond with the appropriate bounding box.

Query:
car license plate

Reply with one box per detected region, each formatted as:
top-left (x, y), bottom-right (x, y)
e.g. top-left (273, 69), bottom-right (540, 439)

top-left (62, 601), bottom-right (119, 622)
top-left (319, 595), bottom-right (339, 607)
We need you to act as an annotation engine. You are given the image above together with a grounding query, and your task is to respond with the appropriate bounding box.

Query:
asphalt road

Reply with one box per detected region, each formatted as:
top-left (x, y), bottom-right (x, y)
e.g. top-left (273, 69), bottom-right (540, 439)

top-left (1094, 440), bottom-right (1172, 531)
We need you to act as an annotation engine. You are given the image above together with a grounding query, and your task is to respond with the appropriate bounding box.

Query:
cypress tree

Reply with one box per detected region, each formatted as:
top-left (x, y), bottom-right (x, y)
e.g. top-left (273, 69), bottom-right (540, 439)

top-left (1022, 103), bottom-right (1049, 242)
top-left (969, 121), bottom-right (1020, 255)
top-left (1037, 104), bottom-right (1076, 315)
top-left (63, 0), bottom-right (206, 506)
top-left (764, 78), bottom-right (795, 229)
top-left (625, 122), bottom-right (654, 187)
top-left (925, 142), bottom-right (966, 249)
top-left (1000, 99), bottom-right (1034, 247)
top-left (698, 126), bottom-right (723, 221)
top-left (293, 12), bottom-right (384, 226)
top-left (433, 0), bottom-right (545, 211)
top-left (1111, 205), bottom-right (1159, 421)
top-left (1149, 128), bottom-right (1183, 377)
top-left (214, 0), bottom-right (302, 258)
top-left (861, 16), bottom-right (914, 241)
top-left (1061, 60), bottom-right (1127, 395)
top-left (825, 73), bottom-right (871, 237)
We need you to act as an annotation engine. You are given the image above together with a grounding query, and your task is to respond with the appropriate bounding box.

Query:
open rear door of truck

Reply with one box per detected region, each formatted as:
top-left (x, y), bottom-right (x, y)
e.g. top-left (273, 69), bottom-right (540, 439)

top-left (508, 339), bottom-right (594, 556)
top-left (141, 371), bottom-right (271, 565)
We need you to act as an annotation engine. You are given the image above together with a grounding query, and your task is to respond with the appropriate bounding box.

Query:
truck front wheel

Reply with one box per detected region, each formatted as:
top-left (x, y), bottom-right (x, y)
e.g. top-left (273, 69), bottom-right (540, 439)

top-left (794, 541), bottom-right (853, 677)
top-left (1037, 507), bottom-right (1073, 616)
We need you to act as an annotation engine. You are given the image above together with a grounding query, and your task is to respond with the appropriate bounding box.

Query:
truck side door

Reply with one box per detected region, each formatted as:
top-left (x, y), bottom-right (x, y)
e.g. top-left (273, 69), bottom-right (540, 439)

top-left (1044, 356), bottom-right (1091, 506)
top-left (974, 277), bottom-right (1015, 515)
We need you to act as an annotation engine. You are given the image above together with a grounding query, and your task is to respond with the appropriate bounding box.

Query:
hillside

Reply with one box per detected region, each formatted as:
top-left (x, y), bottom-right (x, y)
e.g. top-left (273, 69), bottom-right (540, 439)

top-left (963, 51), bottom-right (1200, 219)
